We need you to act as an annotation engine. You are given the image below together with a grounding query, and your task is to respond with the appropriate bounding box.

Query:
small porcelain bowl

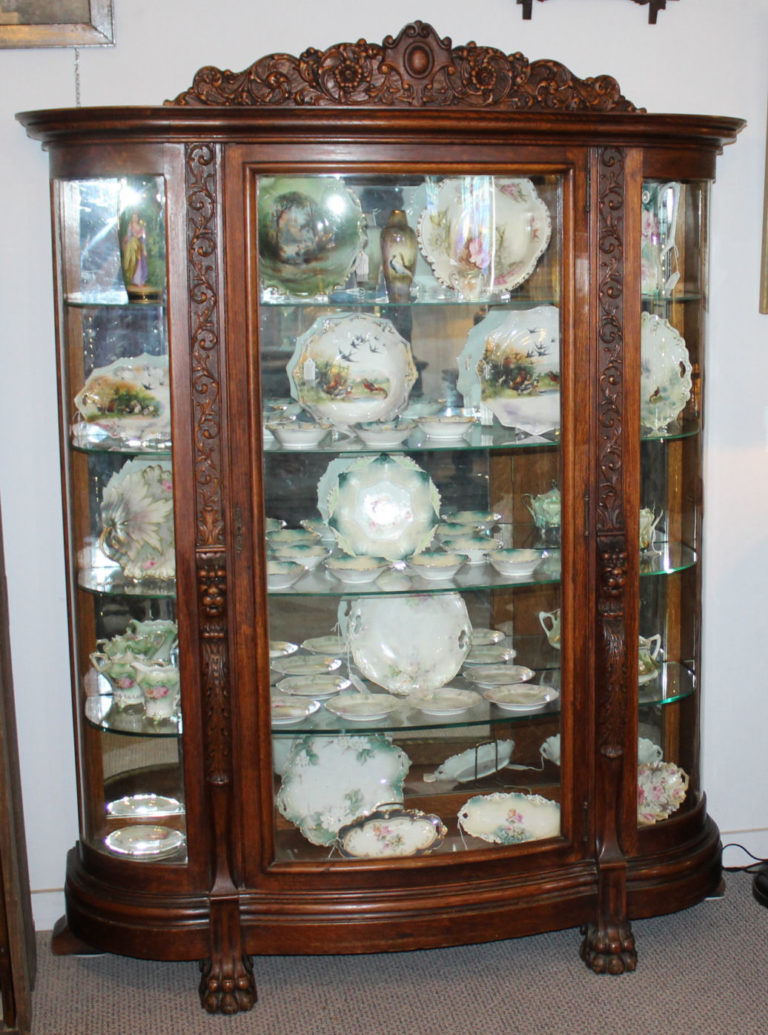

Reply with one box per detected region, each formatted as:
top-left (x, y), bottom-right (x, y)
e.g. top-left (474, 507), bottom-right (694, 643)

top-left (299, 518), bottom-right (336, 544)
top-left (488, 548), bottom-right (542, 578)
top-left (442, 509), bottom-right (502, 531)
top-left (324, 554), bottom-right (390, 583)
top-left (270, 543), bottom-right (329, 571)
top-left (417, 414), bottom-right (477, 440)
top-left (407, 551), bottom-right (468, 581)
top-left (353, 420), bottom-right (415, 447)
top-left (266, 559), bottom-right (305, 590)
top-left (265, 419), bottom-right (330, 448)
top-left (267, 528), bottom-right (322, 548)
top-left (442, 535), bottom-right (501, 564)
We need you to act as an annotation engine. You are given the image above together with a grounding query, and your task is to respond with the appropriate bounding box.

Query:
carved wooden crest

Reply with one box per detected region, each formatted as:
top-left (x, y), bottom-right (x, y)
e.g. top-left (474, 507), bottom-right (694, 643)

top-left (169, 21), bottom-right (640, 112)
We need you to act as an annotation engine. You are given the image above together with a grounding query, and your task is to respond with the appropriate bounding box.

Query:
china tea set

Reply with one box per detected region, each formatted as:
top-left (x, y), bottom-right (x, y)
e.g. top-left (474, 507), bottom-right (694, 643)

top-left (90, 618), bottom-right (180, 722)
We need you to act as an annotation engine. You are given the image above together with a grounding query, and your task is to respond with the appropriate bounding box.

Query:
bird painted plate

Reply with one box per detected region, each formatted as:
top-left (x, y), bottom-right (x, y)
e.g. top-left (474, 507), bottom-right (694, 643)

top-left (286, 311), bottom-right (417, 429)
top-left (457, 305), bottom-right (560, 432)
top-left (640, 313), bottom-right (692, 432)
top-left (72, 352), bottom-right (171, 450)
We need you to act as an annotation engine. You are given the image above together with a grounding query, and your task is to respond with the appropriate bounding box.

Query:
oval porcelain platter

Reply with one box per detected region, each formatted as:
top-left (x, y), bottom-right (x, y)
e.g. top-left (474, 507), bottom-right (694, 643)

top-left (276, 734), bottom-right (410, 846)
top-left (72, 352), bottom-right (171, 450)
top-left (457, 305), bottom-right (560, 433)
top-left (457, 792), bottom-right (560, 845)
top-left (423, 740), bottom-right (514, 784)
top-left (640, 312), bottom-right (692, 432)
top-left (416, 177), bottom-right (552, 298)
top-left (337, 805), bottom-right (447, 859)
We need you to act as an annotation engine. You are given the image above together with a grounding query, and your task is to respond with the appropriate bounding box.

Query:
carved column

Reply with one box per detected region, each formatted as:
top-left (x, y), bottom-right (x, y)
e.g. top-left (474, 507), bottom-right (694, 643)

top-left (580, 146), bottom-right (638, 974)
top-left (186, 142), bottom-right (255, 1014)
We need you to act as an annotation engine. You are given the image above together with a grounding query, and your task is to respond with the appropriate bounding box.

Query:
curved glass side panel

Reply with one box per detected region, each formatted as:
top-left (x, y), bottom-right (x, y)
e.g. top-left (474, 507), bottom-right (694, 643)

top-left (255, 172), bottom-right (565, 862)
top-left (638, 180), bottom-right (707, 831)
top-left (55, 177), bottom-right (186, 863)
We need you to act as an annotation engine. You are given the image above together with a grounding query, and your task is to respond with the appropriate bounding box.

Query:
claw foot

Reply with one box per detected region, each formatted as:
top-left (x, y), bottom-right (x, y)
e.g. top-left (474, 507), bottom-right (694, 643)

top-left (580, 921), bottom-right (637, 974)
top-left (199, 953), bottom-right (256, 1014)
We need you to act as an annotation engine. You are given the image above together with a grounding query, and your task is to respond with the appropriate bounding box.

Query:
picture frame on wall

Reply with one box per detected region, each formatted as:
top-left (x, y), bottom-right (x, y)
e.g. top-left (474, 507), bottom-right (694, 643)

top-left (0, 0), bottom-right (113, 48)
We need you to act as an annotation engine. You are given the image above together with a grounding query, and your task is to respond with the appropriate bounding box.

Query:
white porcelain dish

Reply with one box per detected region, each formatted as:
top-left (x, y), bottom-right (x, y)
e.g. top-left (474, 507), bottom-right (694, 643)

top-left (463, 645), bottom-right (517, 666)
top-left (482, 683), bottom-right (560, 713)
top-left (269, 640), bottom-right (299, 659)
top-left (270, 543), bottom-right (329, 570)
top-left (286, 312), bottom-right (417, 429)
top-left (275, 674), bottom-right (351, 698)
top-left (406, 551), bottom-right (468, 581)
top-left (441, 534), bottom-right (500, 565)
top-left (417, 177), bottom-right (552, 298)
top-left (271, 654), bottom-right (342, 676)
top-left (324, 692), bottom-right (401, 722)
top-left (489, 548), bottom-right (542, 579)
top-left (326, 453), bottom-right (440, 560)
top-left (265, 419), bottom-right (331, 448)
top-left (408, 687), bottom-right (482, 716)
top-left (457, 305), bottom-right (560, 433)
top-left (267, 528), bottom-right (321, 547)
top-left (271, 698), bottom-right (322, 726)
top-left (470, 627), bottom-right (505, 646)
top-left (416, 414), bottom-right (477, 439)
top-left (340, 593), bottom-right (471, 695)
top-left (324, 554), bottom-right (390, 583)
top-left (465, 664), bottom-right (535, 687)
top-left (337, 805), bottom-right (446, 859)
top-left (266, 559), bottom-right (305, 590)
top-left (353, 420), bottom-right (415, 447)
top-left (424, 740), bottom-right (514, 784)
top-left (276, 734), bottom-right (410, 846)
top-left (457, 792), bottom-right (560, 844)
top-left (442, 509), bottom-right (502, 529)
top-left (640, 312), bottom-right (692, 432)
top-left (301, 634), bottom-right (347, 655)
top-left (104, 824), bottom-right (186, 859)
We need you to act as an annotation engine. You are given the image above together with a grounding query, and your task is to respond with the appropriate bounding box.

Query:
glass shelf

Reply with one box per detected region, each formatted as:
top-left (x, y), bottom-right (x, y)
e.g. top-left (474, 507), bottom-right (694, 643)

top-left (267, 554), bottom-right (561, 597)
top-left (70, 432), bottom-right (172, 456)
top-left (260, 290), bottom-right (560, 310)
top-left (640, 542), bottom-right (696, 577)
top-left (638, 661), bottom-right (695, 707)
top-left (85, 695), bottom-right (182, 737)
top-left (65, 293), bottom-right (166, 310)
top-left (78, 566), bottom-right (176, 599)
top-left (264, 422), bottom-right (559, 455)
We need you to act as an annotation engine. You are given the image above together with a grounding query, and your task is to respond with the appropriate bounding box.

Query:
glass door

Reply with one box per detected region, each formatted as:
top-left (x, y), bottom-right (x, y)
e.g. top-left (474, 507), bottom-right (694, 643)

top-left (638, 179), bottom-right (707, 828)
top-left (55, 175), bottom-right (186, 863)
top-left (254, 170), bottom-right (571, 862)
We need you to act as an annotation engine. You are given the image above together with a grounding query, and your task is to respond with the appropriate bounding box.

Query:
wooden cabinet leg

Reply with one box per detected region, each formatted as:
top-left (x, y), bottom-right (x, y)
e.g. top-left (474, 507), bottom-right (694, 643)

top-left (199, 952), bottom-right (255, 1014)
top-left (580, 919), bottom-right (637, 974)
top-left (50, 915), bottom-right (102, 957)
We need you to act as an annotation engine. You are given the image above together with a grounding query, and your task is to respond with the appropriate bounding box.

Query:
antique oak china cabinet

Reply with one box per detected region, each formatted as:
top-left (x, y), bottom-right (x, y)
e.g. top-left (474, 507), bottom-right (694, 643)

top-left (18, 23), bottom-right (743, 1014)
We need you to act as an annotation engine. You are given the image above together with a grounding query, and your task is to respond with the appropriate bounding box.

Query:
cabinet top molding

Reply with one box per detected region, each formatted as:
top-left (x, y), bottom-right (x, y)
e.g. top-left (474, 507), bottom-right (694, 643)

top-left (168, 21), bottom-right (641, 113)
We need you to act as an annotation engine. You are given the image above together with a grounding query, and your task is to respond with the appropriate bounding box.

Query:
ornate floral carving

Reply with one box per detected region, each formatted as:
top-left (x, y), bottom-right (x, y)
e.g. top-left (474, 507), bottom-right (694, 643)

top-left (198, 552), bottom-right (230, 784)
top-left (595, 146), bottom-right (629, 762)
top-left (168, 22), bottom-right (640, 112)
top-left (186, 142), bottom-right (224, 549)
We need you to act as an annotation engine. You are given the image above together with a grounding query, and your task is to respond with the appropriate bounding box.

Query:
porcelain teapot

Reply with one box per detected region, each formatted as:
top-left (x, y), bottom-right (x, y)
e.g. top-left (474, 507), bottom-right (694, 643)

top-left (524, 484), bottom-right (561, 529)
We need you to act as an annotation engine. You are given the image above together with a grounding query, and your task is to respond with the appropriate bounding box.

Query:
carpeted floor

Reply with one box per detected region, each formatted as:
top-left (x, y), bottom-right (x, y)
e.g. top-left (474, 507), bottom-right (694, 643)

top-left (28, 872), bottom-right (768, 1034)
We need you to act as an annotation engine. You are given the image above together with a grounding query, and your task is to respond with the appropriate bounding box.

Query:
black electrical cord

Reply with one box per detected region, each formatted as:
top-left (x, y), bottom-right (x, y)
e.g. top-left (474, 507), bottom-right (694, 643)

top-left (721, 843), bottom-right (768, 909)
